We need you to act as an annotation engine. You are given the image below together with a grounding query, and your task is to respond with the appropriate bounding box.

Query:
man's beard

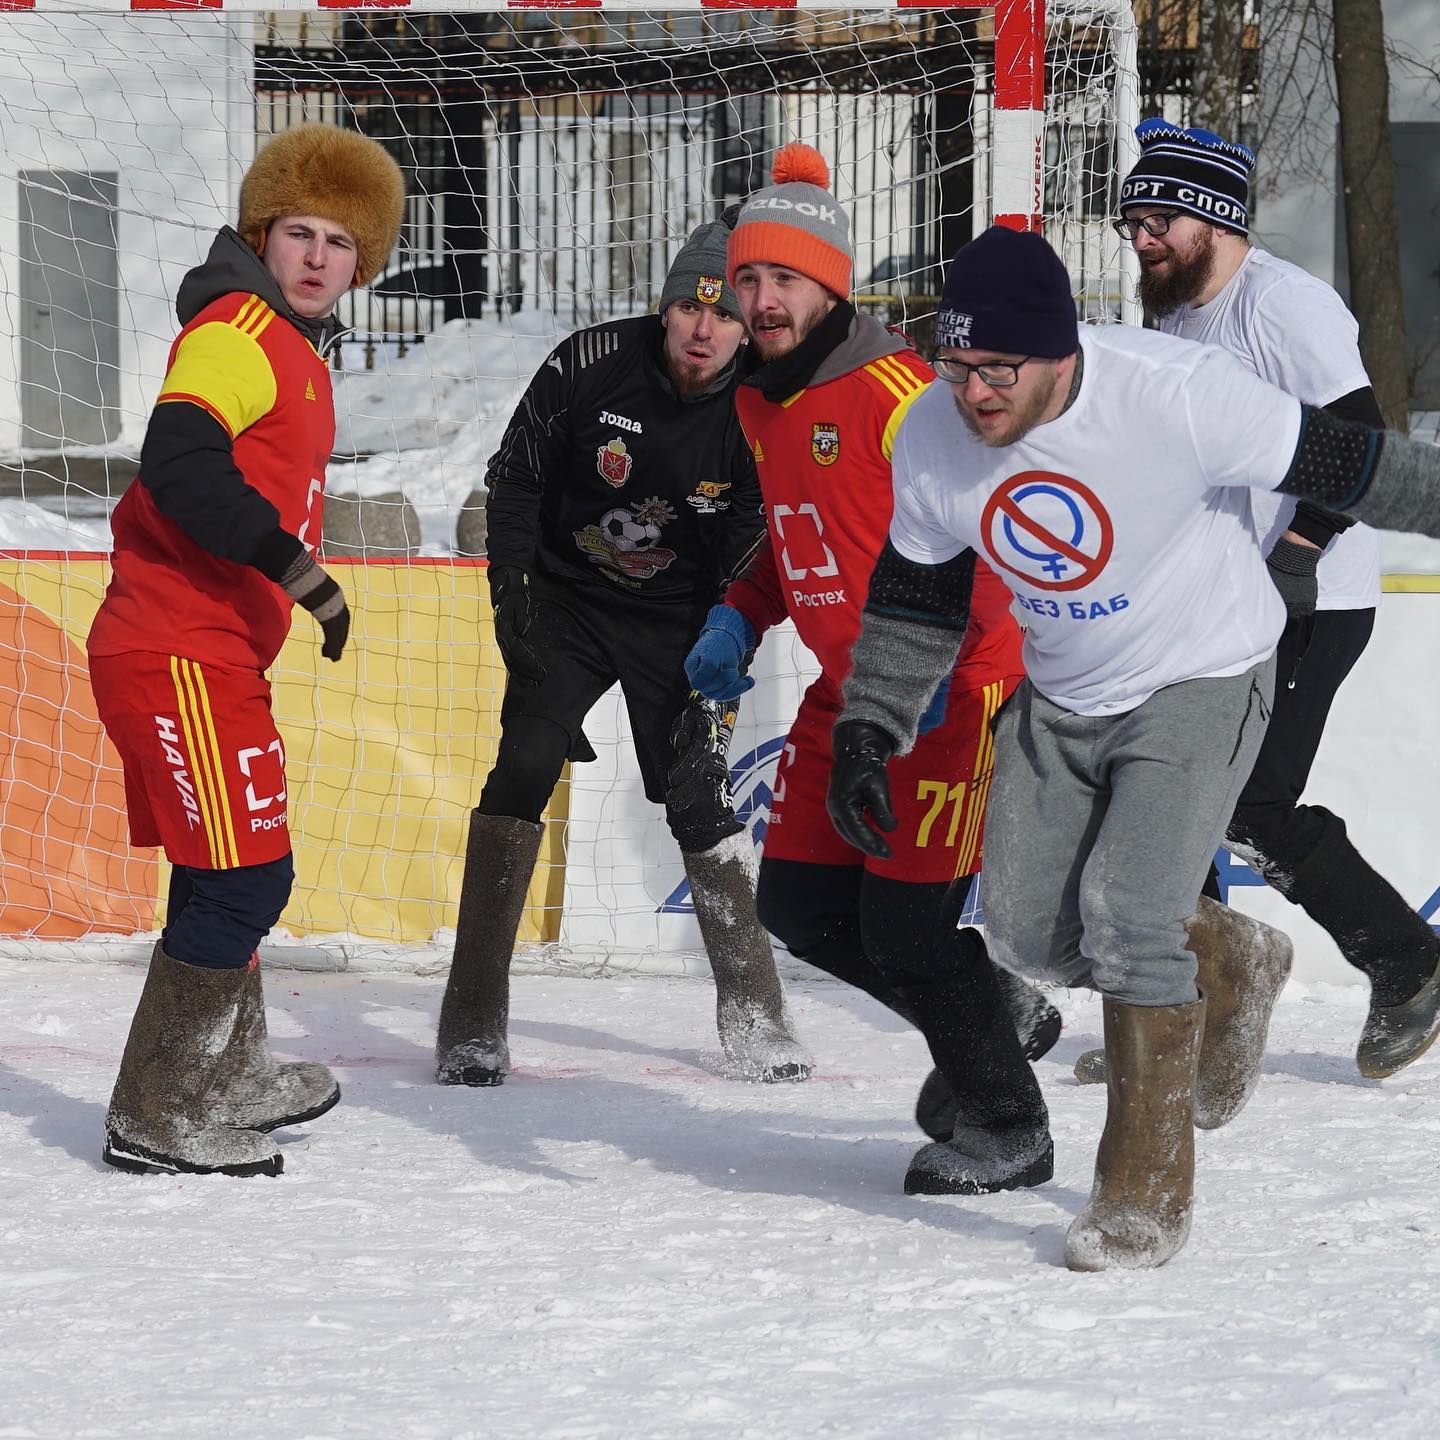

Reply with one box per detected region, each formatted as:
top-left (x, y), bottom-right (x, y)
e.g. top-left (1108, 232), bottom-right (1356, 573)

top-left (1137, 226), bottom-right (1216, 318)
top-left (952, 369), bottom-right (1059, 448)
top-left (670, 354), bottom-right (724, 396)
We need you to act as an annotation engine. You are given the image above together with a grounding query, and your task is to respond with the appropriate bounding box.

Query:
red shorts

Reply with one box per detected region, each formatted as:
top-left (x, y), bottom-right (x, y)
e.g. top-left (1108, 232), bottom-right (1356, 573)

top-left (762, 667), bottom-right (1021, 884)
top-left (89, 652), bottom-right (291, 870)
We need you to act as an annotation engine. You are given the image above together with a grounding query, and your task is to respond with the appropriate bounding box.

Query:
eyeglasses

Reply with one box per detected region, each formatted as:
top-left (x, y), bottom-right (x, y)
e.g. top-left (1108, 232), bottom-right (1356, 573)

top-left (932, 355), bottom-right (1033, 388)
top-left (1111, 210), bottom-right (1184, 241)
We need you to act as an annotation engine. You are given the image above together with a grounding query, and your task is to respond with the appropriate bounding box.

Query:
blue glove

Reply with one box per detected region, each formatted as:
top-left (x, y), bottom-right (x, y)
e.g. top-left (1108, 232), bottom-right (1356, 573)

top-left (684, 604), bottom-right (756, 701)
top-left (917, 671), bottom-right (952, 736)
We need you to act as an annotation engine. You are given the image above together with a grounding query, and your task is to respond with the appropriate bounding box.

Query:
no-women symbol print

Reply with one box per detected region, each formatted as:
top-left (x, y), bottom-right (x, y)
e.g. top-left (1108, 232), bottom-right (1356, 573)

top-left (980, 471), bottom-right (1114, 591)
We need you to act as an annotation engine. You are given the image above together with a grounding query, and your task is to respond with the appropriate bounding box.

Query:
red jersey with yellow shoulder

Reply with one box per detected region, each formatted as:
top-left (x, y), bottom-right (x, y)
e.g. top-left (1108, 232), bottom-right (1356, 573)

top-left (726, 334), bottom-right (1020, 698)
top-left (88, 290), bottom-right (333, 672)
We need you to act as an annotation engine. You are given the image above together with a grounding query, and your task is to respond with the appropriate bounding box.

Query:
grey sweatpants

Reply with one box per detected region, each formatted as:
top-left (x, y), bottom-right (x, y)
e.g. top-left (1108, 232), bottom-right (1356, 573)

top-left (983, 657), bottom-right (1277, 1006)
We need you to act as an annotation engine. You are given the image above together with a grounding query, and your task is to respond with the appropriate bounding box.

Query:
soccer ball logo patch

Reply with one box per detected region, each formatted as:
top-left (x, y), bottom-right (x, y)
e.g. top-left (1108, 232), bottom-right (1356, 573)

top-left (597, 437), bottom-right (632, 487)
top-left (696, 275), bottom-right (724, 305)
top-left (811, 422), bottom-right (840, 467)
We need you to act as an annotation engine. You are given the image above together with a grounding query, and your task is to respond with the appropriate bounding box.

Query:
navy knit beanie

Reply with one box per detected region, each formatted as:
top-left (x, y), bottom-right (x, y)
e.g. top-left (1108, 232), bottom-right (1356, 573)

top-left (1119, 118), bottom-right (1254, 235)
top-left (934, 226), bottom-right (1078, 358)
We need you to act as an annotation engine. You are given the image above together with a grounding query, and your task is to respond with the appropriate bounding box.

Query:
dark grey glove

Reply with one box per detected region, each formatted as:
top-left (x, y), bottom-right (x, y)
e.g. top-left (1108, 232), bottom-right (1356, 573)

top-left (666, 694), bottom-right (737, 815)
top-left (1266, 536), bottom-right (1321, 619)
top-left (251, 530), bottom-right (350, 662)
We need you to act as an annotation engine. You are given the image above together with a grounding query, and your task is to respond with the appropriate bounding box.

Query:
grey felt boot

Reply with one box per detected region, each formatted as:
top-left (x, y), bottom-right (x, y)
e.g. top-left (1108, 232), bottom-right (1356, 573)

top-left (1071, 898), bottom-right (1290, 1129)
top-left (685, 832), bottom-right (812, 1083)
top-left (436, 811), bottom-right (543, 1086)
top-left (104, 942), bottom-right (282, 1177)
top-left (1065, 996), bottom-right (1203, 1273)
top-left (900, 935), bottom-right (1053, 1196)
top-left (212, 956), bottom-right (340, 1132)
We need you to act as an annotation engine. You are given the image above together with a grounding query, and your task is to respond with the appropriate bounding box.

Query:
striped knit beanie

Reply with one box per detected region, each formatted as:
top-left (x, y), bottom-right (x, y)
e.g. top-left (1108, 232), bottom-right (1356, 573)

top-left (727, 144), bottom-right (854, 298)
top-left (1119, 118), bottom-right (1254, 235)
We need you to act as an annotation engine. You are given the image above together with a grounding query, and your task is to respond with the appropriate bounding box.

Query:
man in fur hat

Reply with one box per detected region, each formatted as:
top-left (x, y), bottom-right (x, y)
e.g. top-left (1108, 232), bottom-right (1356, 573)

top-left (436, 214), bottom-right (813, 1089)
top-left (88, 124), bottom-right (405, 1176)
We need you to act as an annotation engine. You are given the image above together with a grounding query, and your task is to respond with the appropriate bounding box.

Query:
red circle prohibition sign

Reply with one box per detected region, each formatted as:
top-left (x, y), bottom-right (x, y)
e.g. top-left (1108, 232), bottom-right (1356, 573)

top-left (979, 470), bottom-right (1114, 592)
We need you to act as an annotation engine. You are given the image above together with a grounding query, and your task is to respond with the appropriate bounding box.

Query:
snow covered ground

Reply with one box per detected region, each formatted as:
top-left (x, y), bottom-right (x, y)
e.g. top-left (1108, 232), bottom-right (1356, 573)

top-left (3, 953), bottom-right (1438, 1439)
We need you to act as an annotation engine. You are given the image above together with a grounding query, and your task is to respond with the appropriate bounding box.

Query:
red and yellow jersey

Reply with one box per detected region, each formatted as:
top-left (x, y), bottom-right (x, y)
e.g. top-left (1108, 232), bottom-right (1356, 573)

top-left (88, 290), bottom-right (334, 672)
top-left (727, 344), bottom-right (1021, 700)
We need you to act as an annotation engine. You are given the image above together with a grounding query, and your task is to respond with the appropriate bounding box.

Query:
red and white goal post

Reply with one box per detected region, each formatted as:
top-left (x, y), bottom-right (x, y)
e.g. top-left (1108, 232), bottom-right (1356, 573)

top-left (0, 2), bottom-right (1139, 972)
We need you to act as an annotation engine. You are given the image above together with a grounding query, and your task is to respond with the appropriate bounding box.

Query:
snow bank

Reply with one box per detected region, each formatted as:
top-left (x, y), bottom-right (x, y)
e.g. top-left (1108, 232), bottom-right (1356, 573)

top-left (0, 495), bottom-right (111, 551)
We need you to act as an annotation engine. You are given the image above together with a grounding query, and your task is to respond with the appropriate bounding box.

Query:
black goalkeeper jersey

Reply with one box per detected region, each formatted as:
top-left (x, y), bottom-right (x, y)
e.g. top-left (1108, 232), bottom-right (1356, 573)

top-left (484, 315), bottom-right (764, 603)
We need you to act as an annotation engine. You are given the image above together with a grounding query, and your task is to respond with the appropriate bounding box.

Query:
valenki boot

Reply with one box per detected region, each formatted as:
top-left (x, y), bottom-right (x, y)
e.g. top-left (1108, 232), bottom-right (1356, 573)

top-left (685, 832), bottom-right (812, 1083)
top-left (1270, 811), bottom-right (1440, 1078)
top-left (436, 811), bottom-right (543, 1086)
top-left (900, 934), bottom-right (1053, 1196)
top-left (1065, 996), bottom-right (1204, 1272)
top-left (212, 954), bottom-right (340, 1132)
top-left (1072, 897), bottom-right (1291, 1129)
top-left (104, 942), bottom-right (282, 1176)
top-left (914, 936), bottom-right (1063, 1142)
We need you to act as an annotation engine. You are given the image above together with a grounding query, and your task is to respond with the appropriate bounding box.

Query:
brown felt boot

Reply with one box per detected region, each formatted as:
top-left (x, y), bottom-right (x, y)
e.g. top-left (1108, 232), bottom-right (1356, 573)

top-left (212, 955), bottom-right (340, 1132)
top-left (1065, 996), bottom-right (1203, 1273)
top-left (685, 833), bottom-right (812, 1083)
top-left (436, 811), bottom-right (543, 1086)
top-left (104, 942), bottom-right (282, 1176)
top-left (1072, 898), bottom-right (1290, 1129)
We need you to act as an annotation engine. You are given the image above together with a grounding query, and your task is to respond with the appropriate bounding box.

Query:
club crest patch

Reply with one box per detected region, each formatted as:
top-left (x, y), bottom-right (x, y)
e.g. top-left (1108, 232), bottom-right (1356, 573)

top-left (696, 275), bottom-right (724, 305)
top-left (811, 422), bottom-right (840, 467)
top-left (686, 479), bottom-right (732, 514)
top-left (597, 436), bottom-right (632, 487)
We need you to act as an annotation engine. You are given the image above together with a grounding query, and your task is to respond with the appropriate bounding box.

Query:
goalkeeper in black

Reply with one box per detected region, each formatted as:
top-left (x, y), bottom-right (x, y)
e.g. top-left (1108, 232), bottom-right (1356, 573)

top-left (436, 216), bottom-right (812, 1087)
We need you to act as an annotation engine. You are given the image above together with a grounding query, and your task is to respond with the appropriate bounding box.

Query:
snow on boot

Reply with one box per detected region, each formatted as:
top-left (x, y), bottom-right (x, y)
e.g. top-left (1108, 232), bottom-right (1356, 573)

top-left (1065, 995), bottom-right (1203, 1273)
top-left (915, 937), bottom-right (1062, 1142)
top-left (1187, 897), bottom-right (1291, 1127)
top-left (899, 940), bottom-right (1053, 1196)
top-left (212, 955), bottom-right (340, 1132)
top-left (685, 833), bottom-right (813, 1083)
top-left (1267, 810), bottom-right (1440, 1077)
top-left (436, 811), bottom-right (542, 1087)
top-left (1071, 898), bottom-right (1289, 1130)
top-left (992, 960), bottom-right (1063, 1062)
top-left (104, 941), bottom-right (282, 1177)
top-left (1356, 962), bottom-right (1440, 1079)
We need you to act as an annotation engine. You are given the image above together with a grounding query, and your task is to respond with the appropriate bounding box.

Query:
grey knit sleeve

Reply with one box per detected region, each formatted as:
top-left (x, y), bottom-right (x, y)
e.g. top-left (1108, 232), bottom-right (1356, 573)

top-left (838, 540), bottom-right (975, 756)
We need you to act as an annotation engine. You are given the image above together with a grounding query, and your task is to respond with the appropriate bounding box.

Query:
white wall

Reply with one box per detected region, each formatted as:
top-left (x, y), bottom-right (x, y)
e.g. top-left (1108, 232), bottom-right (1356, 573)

top-left (0, 13), bottom-right (254, 455)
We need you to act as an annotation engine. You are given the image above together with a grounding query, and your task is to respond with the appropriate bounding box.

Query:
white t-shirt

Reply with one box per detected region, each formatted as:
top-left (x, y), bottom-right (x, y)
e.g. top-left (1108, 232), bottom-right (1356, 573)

top-left (1158, 247), bottom-right (1379, 610)
top-left (889, 326), bottom-right (1301, 716)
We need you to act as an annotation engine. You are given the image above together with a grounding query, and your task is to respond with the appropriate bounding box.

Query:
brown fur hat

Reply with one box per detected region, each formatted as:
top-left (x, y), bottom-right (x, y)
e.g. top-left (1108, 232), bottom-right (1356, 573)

top-left (238, 124), bottom-right (405, 288)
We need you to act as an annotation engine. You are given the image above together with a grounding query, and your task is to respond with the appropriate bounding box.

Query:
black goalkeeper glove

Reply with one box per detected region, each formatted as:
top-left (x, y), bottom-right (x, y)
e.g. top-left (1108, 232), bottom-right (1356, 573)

top-left (488, 564), bottom-right (546, 685)
top-left (251, 530), bottom-right (350, 662)
top-left (1266, 536), bottom-right (1321, 620)
top-left (667, 693), bottom-right (737, 816)
top-left (827, 720), bottom-right (899, 860)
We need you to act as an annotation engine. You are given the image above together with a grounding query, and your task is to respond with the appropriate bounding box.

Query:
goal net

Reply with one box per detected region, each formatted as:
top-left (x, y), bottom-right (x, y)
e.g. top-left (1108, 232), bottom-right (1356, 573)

top-left (0, 1), bottom-right (1138, 973)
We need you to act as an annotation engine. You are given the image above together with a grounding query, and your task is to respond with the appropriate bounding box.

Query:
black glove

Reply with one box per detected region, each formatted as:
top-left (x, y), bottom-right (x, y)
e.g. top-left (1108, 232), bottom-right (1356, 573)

top-left (827, 720), bottom-right (899, 860)
top-left (251, 530), bottom-right (350, 662)
top-left (489, 564), bottom-right (546, 685)
top-left (667, 694), bottom-right (737, 815)
top-left (1266, 536), bottom-right (1320, 620)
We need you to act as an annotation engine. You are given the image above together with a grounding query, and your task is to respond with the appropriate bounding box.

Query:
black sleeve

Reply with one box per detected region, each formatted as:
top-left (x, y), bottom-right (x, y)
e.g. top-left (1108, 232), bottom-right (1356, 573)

top-left (864, 539), bottom-right (977, 632)
top-left (702, 425), bottom-right (767, 593)
top-left (1325, 384), bottom-right (1384, 429)
top-left (1283, 388), bottom-right (1384, 545)
top-left (138, 400), bottom-right (286, 564)
top-left (1275, 404), bottom-right (1384, 509)
top-left (483, 341), bottom-right (575, 572)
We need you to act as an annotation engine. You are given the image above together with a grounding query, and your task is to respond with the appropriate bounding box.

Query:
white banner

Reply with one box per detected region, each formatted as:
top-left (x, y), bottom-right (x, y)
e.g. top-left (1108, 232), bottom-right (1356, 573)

top-left (562, 594), bottom-right (1440, 986)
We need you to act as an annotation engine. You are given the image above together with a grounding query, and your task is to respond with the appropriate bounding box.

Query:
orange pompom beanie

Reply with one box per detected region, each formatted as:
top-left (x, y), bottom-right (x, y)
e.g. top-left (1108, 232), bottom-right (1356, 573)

top-left (726, 143), bottom-right (854, 298)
